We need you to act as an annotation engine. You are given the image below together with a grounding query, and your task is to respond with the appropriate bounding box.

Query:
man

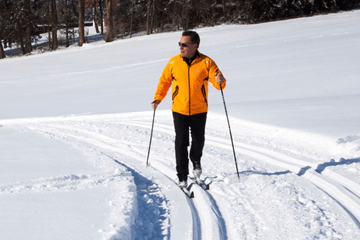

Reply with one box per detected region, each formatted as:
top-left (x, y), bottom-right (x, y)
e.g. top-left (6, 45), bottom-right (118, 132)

top-left (151, 30), bottom-right (226, 187)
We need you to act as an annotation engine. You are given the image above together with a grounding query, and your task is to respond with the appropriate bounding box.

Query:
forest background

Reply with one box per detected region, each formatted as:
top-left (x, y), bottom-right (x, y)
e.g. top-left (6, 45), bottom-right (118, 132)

top-left (1, 0), bottom-right (360, 59)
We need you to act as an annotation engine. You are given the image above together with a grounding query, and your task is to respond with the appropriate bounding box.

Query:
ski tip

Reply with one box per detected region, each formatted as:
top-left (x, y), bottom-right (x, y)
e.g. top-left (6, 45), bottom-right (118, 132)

top-left (189, 191), bottom-right (194, 198)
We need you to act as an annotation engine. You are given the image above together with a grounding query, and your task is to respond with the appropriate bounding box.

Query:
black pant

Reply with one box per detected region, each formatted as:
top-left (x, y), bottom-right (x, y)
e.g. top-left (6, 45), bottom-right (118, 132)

top-left (173, 112), bottom-right (207, 181)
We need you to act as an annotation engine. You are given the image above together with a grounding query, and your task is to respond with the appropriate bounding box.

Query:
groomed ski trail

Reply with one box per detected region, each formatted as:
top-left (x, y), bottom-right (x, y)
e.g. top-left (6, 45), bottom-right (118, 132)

top-left (1, 114), bottom-right (229, 240)
top-left (123, 113), bottom-right (360, 228)
top-left (1, 110), bottom-right (360, 239)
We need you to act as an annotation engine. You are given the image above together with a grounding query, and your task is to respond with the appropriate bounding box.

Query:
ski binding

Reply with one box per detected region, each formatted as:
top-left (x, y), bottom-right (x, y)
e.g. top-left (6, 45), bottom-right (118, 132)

top-left (190, 177), bottom-right (210, 190)
top-left (179, 185), bottom-right (194, 198)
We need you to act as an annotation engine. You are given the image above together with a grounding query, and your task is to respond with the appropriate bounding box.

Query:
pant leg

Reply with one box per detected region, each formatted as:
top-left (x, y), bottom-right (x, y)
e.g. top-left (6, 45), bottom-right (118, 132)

top-left (189, 112), bottom-right (207, 168)
top-left (173, 112), bottom-right (190, 180)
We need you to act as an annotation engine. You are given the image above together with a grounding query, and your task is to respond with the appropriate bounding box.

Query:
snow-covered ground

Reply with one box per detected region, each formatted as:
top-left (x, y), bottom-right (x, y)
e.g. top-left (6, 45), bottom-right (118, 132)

top-left (1, 10), bottom-right (360, 240)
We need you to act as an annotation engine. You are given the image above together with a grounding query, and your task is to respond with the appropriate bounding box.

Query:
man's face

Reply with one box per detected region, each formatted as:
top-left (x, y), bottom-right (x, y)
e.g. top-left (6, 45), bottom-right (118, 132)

top-left (179, 36), bottom-right (197, 58)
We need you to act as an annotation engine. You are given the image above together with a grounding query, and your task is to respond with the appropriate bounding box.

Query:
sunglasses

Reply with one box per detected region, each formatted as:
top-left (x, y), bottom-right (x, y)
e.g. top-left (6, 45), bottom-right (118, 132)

top-left (178, 42), bottom-right (193, 47)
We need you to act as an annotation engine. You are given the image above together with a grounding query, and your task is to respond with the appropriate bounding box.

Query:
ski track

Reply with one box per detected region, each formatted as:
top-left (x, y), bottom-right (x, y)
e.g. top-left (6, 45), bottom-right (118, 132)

top-left (1, 111), bottom-right (360, 239)
top-left (124, 119), bottom-right (360, 229)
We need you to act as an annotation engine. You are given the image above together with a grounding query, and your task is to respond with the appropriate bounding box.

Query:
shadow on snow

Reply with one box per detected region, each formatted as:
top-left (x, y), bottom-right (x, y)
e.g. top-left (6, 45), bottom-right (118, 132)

top-left (109, 156), bottom-right (171, 240)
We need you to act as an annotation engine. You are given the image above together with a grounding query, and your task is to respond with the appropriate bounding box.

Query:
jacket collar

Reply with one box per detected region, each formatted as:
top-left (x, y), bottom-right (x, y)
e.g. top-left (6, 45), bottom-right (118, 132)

top-left (182, 50), bottom-right (200, 66)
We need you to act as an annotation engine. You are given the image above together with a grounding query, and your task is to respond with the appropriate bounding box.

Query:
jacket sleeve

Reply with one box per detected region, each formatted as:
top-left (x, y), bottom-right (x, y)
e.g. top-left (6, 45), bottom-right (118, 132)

top-left (208, 58), bottom-right (226, 90)
top-left (154, 61), bottom-right (173, 102)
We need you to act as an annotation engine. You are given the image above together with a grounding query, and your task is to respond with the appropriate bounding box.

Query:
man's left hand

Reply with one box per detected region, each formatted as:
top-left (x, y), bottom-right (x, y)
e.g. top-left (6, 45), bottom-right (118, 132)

top-left (215, 71), bottom-right (225, 84)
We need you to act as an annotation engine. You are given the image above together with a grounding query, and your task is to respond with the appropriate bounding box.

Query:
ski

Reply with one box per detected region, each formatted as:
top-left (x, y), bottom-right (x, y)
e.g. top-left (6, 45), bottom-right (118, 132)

top-left (190, 177), bottom-right (210, 190)
top-left (179, 185), bottom-right (194, 198)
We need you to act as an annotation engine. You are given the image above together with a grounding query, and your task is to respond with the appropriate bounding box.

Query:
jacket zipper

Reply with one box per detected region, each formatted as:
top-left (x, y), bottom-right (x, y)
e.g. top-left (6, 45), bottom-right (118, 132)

top-left (188, 65), bottom-right (191, 115)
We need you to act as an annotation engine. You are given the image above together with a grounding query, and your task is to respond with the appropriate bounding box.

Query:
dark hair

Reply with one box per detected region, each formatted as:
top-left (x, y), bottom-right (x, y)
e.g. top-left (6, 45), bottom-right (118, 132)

top-left (182, 30), bottom-right (200, 48)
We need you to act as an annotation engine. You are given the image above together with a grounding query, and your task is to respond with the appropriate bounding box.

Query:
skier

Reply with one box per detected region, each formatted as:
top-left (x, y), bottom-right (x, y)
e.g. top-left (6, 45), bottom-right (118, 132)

top-left (151, 30), bottom-right (226, 187)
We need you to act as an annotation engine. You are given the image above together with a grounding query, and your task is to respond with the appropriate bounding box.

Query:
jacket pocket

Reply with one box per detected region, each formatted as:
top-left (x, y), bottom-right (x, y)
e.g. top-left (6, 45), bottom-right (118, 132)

top-left (172, 85), bottom-right (179, 103)
top-left (201, 84), bottom-right (208, 106)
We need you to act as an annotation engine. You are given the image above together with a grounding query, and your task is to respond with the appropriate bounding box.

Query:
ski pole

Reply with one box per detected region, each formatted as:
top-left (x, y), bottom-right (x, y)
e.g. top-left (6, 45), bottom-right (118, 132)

top-left (146, 107), bottom-right (156, 167)
top-left (220, 84), bottom-right (240, 180)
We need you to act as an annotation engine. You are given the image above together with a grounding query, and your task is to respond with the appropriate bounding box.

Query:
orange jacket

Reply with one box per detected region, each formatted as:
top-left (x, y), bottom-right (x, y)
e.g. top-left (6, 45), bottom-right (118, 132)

top-left (154, 52), bottom-right (226, 115)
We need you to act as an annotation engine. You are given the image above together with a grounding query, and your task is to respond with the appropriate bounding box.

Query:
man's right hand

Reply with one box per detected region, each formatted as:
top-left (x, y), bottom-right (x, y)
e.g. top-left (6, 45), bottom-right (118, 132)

top-left (151, 100), bottom-right (160, 109)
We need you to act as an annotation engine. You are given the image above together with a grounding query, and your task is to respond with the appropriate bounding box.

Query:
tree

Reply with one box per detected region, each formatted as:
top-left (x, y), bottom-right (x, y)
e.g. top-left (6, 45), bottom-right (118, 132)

top-left (89, 0), bottom-right (105, 35)
top-left (93, 0), bottom-right (100, 33)
top-left (129, 0), bottom-right (134, 38)
top-left (99, 0), bottom-right (104, 35)
top-left (222, 0), bottom-right (227, 21)
top-left (16, 18), bottom-right (26, 54)
top-left (79, 0), bottom-right (86, 46)
top-left (146, 0), bottom-right (154, 35)
top-left (24, 0), bottom-right (32, 54)
top-left (51, 0), bottom-right (58, 50)
top-left (104, 0), bottom-right (114, 42)
top-left (1, 0), bottom-right (360, 59)
top-left (57, 0), bottom-right (77, 47)
top-left (0, 42), bottom-right (4, 59)
top-left (0, 0), bottom-right (7, 59)
top-left (181, 0), bottom-right (189, 30)
top-left (65, 0), bottom-right (71, 47)
top-left (0, 33), bottom-right (5, 59)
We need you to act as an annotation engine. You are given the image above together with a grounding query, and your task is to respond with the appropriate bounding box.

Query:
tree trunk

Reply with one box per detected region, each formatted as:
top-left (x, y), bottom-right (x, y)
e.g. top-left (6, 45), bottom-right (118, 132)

top-left (146, 0), bottom-right (151, 35)
top-left (0, 3), bottom-right (6, 58)
top-left (181, 0), bottom-right (188, 30)
top-left (104, 0), bottom-right (114, 42)
top-left (78, 0), bottom-right (85, 46)
top-left (65, 0), bottom-right (69, 47)
top-left (223, 0), bottom-right (227, 21)
top-left (129, 0), bottom-right (134, 38)
top-left (24, 0), bottom-right (32, 54)
top-left (65, 24), bottom-right (69, 47)
top-left (48, 31), bottom-right (52, 50)
top-left (99, 0), bottom-right (104, 35)
top-left (47, 1), bottom-right (51, 50)
top-left (51, 0), bottom-right (58, 50)
top-left (0, 33), bottom-right (5, 59)
top-left (94, 1), bottom-right (100, 34)
top-left (150, 0), bottom-right (155, 34)
top-left (17, 20), bottom-right (26, 55)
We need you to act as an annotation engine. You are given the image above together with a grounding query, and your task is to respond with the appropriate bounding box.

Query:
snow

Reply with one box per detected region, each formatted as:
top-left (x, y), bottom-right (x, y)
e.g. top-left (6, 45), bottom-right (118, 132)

top-left (1, 10), bottom-right (360, 240)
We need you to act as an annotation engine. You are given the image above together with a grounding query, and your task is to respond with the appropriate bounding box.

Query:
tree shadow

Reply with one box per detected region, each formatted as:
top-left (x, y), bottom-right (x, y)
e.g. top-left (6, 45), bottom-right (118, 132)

top-left (297, 158), bottom-right (360, 176)
top-left (315, 157), bottom-right (360, 173)
top-left (297, 166), bottom-right (312, 176)
top-left (241, 169), bottom-right (292, 176)
top-left (204, 170), bottom-right (292, 183)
